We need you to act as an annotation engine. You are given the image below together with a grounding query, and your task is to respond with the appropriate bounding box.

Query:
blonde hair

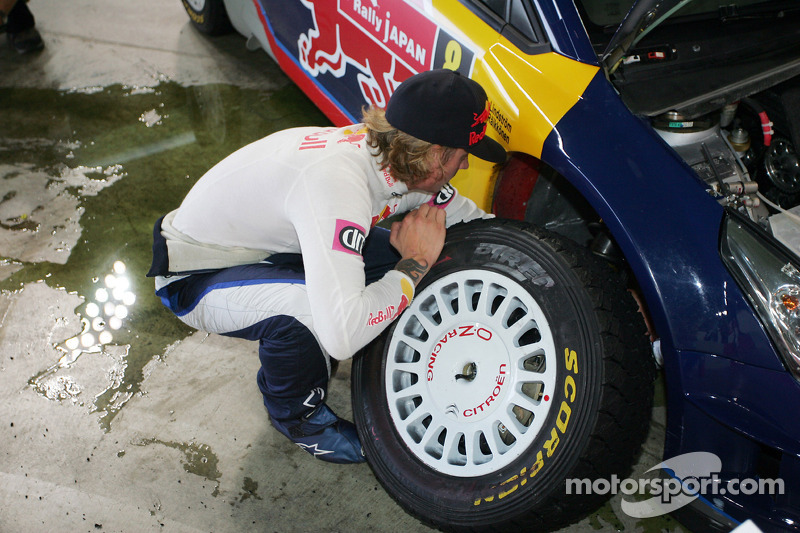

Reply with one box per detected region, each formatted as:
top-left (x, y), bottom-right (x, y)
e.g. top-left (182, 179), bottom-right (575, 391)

top-left (362, 106), bottom-right (457, 185)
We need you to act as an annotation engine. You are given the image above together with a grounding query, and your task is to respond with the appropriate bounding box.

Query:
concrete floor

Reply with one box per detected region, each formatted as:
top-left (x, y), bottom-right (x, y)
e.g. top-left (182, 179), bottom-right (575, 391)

top-left (0, 2), bottom-right (687, 532)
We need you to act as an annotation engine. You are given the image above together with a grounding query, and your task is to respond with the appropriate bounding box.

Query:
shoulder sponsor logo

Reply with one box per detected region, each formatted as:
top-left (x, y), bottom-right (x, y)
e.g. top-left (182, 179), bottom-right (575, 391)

top-left (332, 219), bottom-right (367, 256)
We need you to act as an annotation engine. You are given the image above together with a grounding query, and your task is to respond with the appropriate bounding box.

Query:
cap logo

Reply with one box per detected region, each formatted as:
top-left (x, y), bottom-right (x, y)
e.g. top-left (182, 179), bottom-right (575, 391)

top-left (469, 101), bottom-right (491, 146)
top-left (471, 102), bottom-right (491, 128)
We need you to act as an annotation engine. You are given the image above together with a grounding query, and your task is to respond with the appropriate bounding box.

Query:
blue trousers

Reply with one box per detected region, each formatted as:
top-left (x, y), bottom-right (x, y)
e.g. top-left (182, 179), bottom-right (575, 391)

top-left (156, 227), bottom-right (399, 423)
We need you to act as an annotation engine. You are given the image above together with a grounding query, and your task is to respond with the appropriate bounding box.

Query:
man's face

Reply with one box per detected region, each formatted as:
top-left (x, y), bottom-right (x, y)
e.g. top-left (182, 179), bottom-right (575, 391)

top-left (411, 147), bottom-right (470, 194)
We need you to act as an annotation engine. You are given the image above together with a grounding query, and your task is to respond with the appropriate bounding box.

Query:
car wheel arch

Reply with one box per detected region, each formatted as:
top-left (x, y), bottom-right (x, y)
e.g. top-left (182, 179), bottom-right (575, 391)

top-left (491, 151), bottom-right (659, 342)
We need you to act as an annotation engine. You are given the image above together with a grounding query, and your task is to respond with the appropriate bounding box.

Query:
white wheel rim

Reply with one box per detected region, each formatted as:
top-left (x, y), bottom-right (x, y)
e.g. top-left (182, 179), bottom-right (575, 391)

top-left (385, 269), bottom-right (558, 477)
top-left (186, 0), bottom-right (206, 11)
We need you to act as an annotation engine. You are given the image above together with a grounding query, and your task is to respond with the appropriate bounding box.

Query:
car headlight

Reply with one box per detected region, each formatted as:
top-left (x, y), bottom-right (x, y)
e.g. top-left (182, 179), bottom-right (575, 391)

top-left (721, 211), bottom-right (800, 380)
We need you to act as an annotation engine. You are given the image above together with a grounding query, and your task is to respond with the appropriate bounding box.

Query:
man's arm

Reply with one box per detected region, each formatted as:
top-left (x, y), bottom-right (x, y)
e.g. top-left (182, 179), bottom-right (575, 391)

top-left (394, 257), bottom-right (430, 285)
top-left (389, 203), bottom-right (446, 286)
top-left (290, 174), bottom-right (429, 360)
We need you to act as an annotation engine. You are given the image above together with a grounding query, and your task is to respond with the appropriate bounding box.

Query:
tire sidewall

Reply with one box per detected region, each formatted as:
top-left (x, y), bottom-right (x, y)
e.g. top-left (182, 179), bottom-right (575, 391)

top-left (182, 0), bottom-right (209, 25)
top-left (355, 222), bottom-right (606, 526)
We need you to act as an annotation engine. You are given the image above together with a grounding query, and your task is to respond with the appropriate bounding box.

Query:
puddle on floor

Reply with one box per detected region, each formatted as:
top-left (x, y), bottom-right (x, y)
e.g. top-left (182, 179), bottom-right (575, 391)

top-left (0, 81), bottom-right (330, 429)
top-left (133, 437), bottom-right (221, 485)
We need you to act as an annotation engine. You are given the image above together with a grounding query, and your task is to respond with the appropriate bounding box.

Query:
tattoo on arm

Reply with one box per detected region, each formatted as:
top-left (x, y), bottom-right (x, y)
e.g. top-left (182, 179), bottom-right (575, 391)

top-left (395, 258), bottom-right (429, 283)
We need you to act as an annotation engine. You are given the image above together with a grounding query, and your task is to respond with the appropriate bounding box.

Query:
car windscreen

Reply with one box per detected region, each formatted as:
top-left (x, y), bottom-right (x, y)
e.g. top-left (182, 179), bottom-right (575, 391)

top-left (577, 0), bottom-right (791, 30)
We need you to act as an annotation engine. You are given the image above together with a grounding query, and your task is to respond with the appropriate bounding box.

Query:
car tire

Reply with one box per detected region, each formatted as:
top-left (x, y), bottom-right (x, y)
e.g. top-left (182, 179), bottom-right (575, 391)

top-left (352, 218), bottom-right (655, 532)
top-left (181, 0), bottom-right (232, 36)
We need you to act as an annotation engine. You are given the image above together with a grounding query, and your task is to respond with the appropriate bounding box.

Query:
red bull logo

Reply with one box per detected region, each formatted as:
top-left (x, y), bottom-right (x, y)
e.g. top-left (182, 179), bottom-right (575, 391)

top-left (392, 278), bottom-right (414, 320)
top-left (469, 101), bottom-right (491, 146)
top-left (338, 132), bottom-right (367, 145)
top-left (472, 102), bottom-right (491, 128)
top-left (371, 200), bottom-right (399, 227)
top-left (296, 0), bottom-right (429, 108)
top-left (394, 292), bottom-right (410, 318)
top-left (366, 304), bottom-right (396, 326)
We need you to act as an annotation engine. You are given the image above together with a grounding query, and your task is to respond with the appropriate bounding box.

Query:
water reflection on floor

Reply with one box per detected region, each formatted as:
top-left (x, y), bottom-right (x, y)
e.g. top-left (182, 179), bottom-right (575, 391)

top-left (0, 81), bottom-right (330, 429)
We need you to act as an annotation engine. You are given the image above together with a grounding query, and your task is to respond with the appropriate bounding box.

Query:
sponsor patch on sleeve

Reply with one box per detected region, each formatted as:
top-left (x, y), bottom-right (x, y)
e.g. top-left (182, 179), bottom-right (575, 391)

top-left (332, 219), bottom-right (366, 256)
top-left (394, 278), bottom-right (414, 318)
top-left (366, 277), bottom-right (414, 327)
top-left (427, 183), bottom-right (456, 208)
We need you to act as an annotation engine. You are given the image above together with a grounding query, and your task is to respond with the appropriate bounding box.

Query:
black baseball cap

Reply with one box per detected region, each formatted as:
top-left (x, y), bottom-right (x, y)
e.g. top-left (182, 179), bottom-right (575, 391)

top-left (385, 69), bottom-right (507, 164)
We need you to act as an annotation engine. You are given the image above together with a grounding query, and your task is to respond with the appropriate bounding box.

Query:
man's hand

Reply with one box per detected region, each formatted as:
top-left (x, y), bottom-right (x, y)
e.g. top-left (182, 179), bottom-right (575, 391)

top-left (390, 204), bottom-right (446, 286)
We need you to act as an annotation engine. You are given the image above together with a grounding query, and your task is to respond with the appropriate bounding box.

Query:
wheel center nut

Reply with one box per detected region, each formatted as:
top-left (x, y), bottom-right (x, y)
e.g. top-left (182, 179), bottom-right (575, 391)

top-left (455, 362), bottom-right (477, 381)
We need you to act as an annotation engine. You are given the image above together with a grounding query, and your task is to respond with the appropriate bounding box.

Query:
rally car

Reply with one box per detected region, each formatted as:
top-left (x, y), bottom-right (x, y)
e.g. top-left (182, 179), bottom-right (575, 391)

top-left (181, 0), bottom-right (800, 531)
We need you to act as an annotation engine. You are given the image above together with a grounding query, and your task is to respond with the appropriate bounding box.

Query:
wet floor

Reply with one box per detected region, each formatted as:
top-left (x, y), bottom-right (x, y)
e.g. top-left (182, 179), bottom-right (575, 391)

top-left (0, 1), bottom-right (689, 532)
top-left (0, 81), bottom-right (329, 431)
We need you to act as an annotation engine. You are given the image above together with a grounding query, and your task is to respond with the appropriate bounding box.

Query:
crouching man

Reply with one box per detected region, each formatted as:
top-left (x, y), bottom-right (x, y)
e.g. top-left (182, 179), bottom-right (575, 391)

top-left (147, 70), bottom-right (506, 463)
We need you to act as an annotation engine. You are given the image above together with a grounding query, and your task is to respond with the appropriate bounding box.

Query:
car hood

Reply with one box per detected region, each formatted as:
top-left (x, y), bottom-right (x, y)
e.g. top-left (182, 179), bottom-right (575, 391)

top-left (601, 0), bottom-right (683, 71)
top-left (598, 0), bottom-right (800, 117)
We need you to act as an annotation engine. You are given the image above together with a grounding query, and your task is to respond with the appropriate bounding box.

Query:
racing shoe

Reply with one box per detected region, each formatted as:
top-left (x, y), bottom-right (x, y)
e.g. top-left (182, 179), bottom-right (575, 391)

top-left (7, 28), bottom-right (44, 54)
top-left (270, 403), bottom-right (365, 464)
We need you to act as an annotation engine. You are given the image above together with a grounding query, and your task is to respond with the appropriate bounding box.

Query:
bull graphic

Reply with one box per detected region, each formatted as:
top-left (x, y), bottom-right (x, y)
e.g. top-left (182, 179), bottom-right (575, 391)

top-left (296, 0), bottom-right (432, 109)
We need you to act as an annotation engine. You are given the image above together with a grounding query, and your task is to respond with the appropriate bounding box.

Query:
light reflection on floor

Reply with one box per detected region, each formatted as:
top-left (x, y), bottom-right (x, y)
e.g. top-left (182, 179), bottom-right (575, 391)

top-left (0, 81), bottom-right (332, 427)
top-left (65, 260), bottom-right (134, 354)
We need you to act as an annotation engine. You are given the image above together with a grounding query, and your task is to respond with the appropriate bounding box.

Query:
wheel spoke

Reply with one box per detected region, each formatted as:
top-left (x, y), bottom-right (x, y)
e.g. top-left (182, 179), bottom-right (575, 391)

top-left (442, 430), bottom-right (465, 466)
top-left (476, 426), bottom-right (500, 459)
top-left (473, 282), bottom-right (493, 316)
top-left (514, 365), bottom-right (553, 385)
top-left (496, 409), bottom-right (528, 441)
top-left (393, 338), bottom-right (426, 362)
top-left (387, 378), bottom-right (424, 400)
top-left (419, 415), bottom-right (447, 458)
top-left (413, 307), bottom-right (440, 331)
top-left (490, 292), bottom-right (515, 321)
top-left (466, 430), bottom-right (488, 465)
top-left (504, 316), bottom-right (532, 338)
top-left (400, 406), bottom-right (435, 443)
top-left (456, 280), bottom-right (475, 315)
top-left (508, 389), bottom-right (544, 417)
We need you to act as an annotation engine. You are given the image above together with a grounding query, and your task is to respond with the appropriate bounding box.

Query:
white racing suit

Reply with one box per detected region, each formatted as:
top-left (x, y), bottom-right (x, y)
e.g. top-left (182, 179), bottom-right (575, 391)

top-left (148, 124), bottom-right (487, 424)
